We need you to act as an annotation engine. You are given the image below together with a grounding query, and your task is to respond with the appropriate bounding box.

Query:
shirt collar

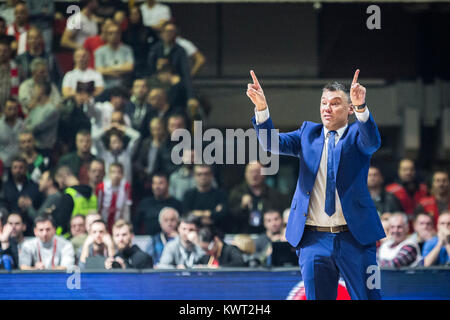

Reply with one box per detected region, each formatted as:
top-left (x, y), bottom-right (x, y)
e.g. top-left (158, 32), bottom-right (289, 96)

top-left (324, 123), bottom-right (348, 139)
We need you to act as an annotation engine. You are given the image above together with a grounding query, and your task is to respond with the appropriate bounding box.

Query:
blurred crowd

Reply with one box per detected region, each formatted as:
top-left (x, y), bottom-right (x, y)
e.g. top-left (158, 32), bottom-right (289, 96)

top-left (0, 0), bottom-right (449, 271)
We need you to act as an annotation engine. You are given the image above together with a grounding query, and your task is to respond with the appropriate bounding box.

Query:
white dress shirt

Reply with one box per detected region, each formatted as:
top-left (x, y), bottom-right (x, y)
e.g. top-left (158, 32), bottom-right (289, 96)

top-left (255, 106), bottom-right (370, 227)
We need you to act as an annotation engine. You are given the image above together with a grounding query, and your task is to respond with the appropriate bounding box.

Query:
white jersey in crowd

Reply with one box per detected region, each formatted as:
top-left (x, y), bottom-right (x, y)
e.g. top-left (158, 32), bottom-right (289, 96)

top-left (66, 11), bottom-right (98, 46)
top-left (378, 237), bottom-right (422, 267)
top-left (62, 68), bottom-right (105, 91)
top-left (176, 37), bottom-right (198, 57)
top-left (140, 2), bottom-right (172, 28)
top-left (19, 236), bottom-right (75, 269)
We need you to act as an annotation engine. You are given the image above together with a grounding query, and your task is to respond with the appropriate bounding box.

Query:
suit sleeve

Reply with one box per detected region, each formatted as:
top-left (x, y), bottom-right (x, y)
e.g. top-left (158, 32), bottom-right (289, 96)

top-left (252, 116), bottom-right (306, 158)
top-left (355, 112), bottom-right (381, 156)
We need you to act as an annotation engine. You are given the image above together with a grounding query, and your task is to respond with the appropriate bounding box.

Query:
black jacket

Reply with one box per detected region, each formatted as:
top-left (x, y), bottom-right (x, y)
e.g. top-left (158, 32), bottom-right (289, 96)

top-left (115, 245), bottom-right (153, 269)
top-left (198, 243), bottom-right (246, 267)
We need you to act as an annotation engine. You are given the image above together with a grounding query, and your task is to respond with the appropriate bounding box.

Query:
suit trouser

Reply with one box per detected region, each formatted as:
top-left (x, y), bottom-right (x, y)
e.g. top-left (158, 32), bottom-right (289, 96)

top-left (296, 229), bottom-right (381, 300)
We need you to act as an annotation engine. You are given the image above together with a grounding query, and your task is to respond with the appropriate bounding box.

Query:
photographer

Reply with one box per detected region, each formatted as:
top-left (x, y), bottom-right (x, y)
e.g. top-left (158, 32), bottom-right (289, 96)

top-left (79, 219), bottom-right (115, 269)
top-left (423, 211), bottom-right (450, 266)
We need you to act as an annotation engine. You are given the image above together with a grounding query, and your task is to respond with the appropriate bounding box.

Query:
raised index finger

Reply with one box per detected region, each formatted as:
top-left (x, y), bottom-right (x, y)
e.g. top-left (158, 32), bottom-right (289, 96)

top-left (352, 69), bottom-right (360, 86)
top-left (250, 70), bottom-right (261, 87)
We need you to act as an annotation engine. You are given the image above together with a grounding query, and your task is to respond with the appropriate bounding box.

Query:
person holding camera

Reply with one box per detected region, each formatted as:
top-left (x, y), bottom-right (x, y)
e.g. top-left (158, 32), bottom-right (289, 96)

top-left (423, 211), bottom-right (450, 266)
top-left (104, 219), bottom-right (153, 270)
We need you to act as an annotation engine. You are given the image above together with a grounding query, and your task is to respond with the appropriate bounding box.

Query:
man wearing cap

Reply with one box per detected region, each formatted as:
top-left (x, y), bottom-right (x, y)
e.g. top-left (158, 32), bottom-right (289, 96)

top-left (247, 69), bottom-right (385, 300)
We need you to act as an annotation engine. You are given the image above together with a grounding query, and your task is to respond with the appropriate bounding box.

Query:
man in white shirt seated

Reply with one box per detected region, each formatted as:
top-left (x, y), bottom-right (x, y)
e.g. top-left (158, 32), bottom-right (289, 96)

top-left (62, 48), bottom-right (104, 98)
top-left (140, 0), bottom-right (171, 31)
top-left (19, 215), bottom-right (75, 270)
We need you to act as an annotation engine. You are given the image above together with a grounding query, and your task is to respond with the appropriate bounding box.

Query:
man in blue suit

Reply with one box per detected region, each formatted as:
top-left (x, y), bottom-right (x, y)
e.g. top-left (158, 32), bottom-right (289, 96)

top-left (247, 69), bottom-right (385, 300)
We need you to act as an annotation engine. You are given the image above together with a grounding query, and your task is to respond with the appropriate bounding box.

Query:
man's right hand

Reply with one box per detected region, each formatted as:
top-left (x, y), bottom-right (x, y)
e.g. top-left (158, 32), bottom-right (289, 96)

top-left (246, 70), bottom-right (268, 111)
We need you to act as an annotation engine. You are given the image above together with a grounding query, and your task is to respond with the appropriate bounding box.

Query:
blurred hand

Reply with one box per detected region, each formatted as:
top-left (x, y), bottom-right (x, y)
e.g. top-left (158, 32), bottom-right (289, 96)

top-left (246, 70), bottom-right (268, 111)
top-left (241, 194), bottom-right (253, 210)
top-left (350, 69), bottom-right (366, 108)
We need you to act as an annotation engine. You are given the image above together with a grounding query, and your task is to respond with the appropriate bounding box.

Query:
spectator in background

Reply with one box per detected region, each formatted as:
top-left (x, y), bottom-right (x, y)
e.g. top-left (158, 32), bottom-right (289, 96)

top-left (93, 121), bottom-right (140, 184)
top-left (6, 2), bottom-right (29, 55)
top-left (96, 162), bottom-right (132, 233)
top-left (386, 159), bottom-right (428, 218)
top-left (70, 214), bottom-right (86, 239)
top-left (133, 117), bottom-right (167, 196)
top-left (54, 166), bottom-right (98, 234)
top-left (378, 212), bottom-right (422, 268)
top-left (146, 207), bottom-right (179, 265)
top-left (368, 166), bottom-right (402, 216)
top-left (0, 16), bottom-right (17, 49)
top-left (231, 234), bottom-right (259, 267)
top-left (18, 58), bottom-right (61, 115)
top-left (79, 219), bottom-right (115, 269)
top-left (5, 212), bottom-right (26, 252)
top-left (95, 22), bottom-right (134, 90)
top-left (197, 227), bottom-right (246, 268)
top-left (0, 97), bottom-right (23, 169)
top-left (83, 18), bottom-right (113, 69)
top-left (15, 26), bottom-right (60, 84)
top-left (409, 212), bottom-right (436, 252)
top-left (62, 48), bottom-right (104, 98)
top-left (30, 170), bottom-right (62, 228)
top-left (58, 130), bottom-right (96, 184)
top-left (25, 0), bottom-right (54, 54)
top-left (20, 215), bottom-right (75, 270)
top-left (140, 0), bottom-right (171, 32)
top-left (0, 213), bottom-right (19, 269)
top-left (58, 83), bottom-right (95, 153)
top-left (134, 172), bottom-right (182, 236)
top-left (169, 148), bottom-right (196, 201)
top-left (0, 156), bottom-right (40, 233)
top-left (87, 159), bottom-right (105, 191)
top-left (229, 161), bottom-right (288, 234)
top-left (254, 209), bottom-right (286, 267)
top-left (71, 212), bottom-right (100, 261)
top-left (379, 212), bottom-right (392, 244)
top-left (61, 0), bottom-right (99, 51)
top-left (147, 22), bottom-right (195, 104)
top-left (105, 219), bottom-right (153, 269)
top-left (124, 6), bottom-right (159, 78)
top-left (18, 131), bottom-right (50, 184)
top-left (0, 0), bottom-right (19, 25)
top-left (0, 37), bottom-right (19, 108)
top-left (423, 211), bottom-right (450, 266)
top-left (176, 35), bottom-right (206, 77)
top-left (128, 78), bottom-right (151, 131)
top-left (415, 170), bottom-right (450, 227)
top-left (182, 165), bottom-right (228, 230)
top-left (94, 0), bottom-right (127, 23)
top-left (157, 214), bottom-right (204, 269)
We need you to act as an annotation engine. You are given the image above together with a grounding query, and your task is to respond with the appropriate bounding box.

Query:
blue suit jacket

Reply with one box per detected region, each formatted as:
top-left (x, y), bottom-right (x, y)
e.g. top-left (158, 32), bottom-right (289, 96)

top-left (252, 114), bottom-right (386, 247)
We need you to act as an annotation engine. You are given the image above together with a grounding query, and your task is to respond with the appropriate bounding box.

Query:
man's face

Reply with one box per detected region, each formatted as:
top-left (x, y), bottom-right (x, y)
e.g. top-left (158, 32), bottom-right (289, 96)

top-left (91, 222), bottom-right (107, 245)
top-left (7, 214), bottom-right (25, 239)
top-left (88, 161), bottom-right (105, 186)
top-left (27, 29), bottom-right (42, 51)
top-left (86, 214), bottom-right (102, 233)
top-left (320, 90), bottom-right (353, 131)
top-left (245, 162), bottom-right (264, 188)
top-left (263, 212), bottom-right (283, 234)
top-left (34, 221), bottom-right (55, 244)
top-left (38, 171), bottom-right (51, 193)
top-left (167, 117), bottom-right (185, 135)
top-left (414, 214), bottom-right (434, 238)
top-left (14, 4), bottom-right (28, 25)
top-left (70, 216), bottom-right (86, 237)
top-left (367, 167), bottom-right (383, 189)
top-left (106, 25), bottom-right (121, 46)
top-left (19, 133), bottom-right (34, 154)
top-left (398, 159), bottom-right (415, 183)
top-left (389, 216), bottom-right (408, 244)
top-left (152, 176), bottom-right (168, 199)
top-left (33, 65), bottom-right (48, 83)
top-left (110, 96), bottom-right (124, 111)
top-left (109, 166), bottom-right (123, 186)
top-left (161, 24), bottom-right (177, 44)
top-left (101, 18), bottom-right (113, 36)
top-left (74, 49), bottom-right (89, 69)
top-left (160, 210), bottom-right (179, 235)
top-left (113, 225), bottom-right (132, 250)
top-left (0, 44), bottom-right (10, 64)
top-left (76, 134), bottom-right (92, 154)
top-left (148, 89), bottom-right (165, 109)
top-left (132, 80), bottom-right (148, 100)
top-left (432, 172), bottom-right (449, 196)
top-left (150, 119), bottom-right (165, 140)
top-left (194, 166), bottom-right (213, 189)
top-left (110, 111), bottom-right (125, 126)
top-left (178, 222), bottom-right (197, 244)
top-left (109, 134), bottom-right (123, 152)
top-left (11, 160), bottom-right (26, 181)
top-left (4, 101), bottom-right (19, 120)
top-left (437, 214), bottom-right (450, 233)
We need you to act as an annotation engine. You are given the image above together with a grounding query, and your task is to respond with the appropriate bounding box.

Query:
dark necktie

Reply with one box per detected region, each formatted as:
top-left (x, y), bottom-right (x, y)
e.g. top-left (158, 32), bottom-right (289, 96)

top-left (325, 130), bottom-right (337, 216)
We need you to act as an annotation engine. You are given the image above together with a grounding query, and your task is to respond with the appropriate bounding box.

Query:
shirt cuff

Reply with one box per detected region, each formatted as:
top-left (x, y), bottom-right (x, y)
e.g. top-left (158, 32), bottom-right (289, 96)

top-left (255, 107), bottom-right (270, 124)
top-left (354, 106), bottom-right (370, 123)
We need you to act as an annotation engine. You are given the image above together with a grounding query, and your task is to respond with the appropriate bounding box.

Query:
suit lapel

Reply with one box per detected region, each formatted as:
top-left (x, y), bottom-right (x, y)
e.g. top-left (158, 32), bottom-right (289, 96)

top-left (312, 127), bottom-right (325, 175)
